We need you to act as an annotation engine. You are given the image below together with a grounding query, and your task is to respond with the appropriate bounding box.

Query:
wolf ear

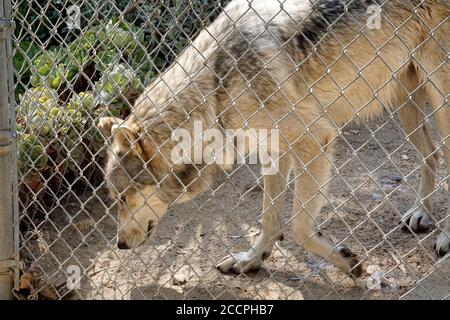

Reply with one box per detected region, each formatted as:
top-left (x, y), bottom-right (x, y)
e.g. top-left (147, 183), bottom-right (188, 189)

top-left (111, 124), bottom-right (145, 155)
top-left (111, 124), bottom-right (135, 148)
top-left (98, 117), bottom-right (147, 156)
top-left (97, 117), bottom-right (122, 138)
top-left (98, 117), bottom-right (143, 154)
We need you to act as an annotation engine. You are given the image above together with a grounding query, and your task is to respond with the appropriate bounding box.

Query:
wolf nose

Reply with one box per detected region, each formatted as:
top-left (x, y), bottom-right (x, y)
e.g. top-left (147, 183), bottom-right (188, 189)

top-left (117, 241), bottom-right (129, 250)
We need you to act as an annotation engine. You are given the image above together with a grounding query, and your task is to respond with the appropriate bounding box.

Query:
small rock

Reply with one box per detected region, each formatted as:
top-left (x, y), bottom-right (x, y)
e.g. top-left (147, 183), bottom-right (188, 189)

top-left (173, 266), bottom-right (190, 286)
top-left (228, 230), bottom-right (260, 239)
top-left (401, 154), bottom-right (410, 160)
top-left (379, 175), bottom-right (403, 190)
top-left (173, 274), bottom-right (187, 285)
top-left (372, 193), bottom-right (383, 201)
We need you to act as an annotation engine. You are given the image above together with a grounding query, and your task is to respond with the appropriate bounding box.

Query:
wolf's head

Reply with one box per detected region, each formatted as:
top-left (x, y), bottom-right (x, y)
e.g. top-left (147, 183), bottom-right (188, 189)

top-left (97, 117), bottom-right (170, 249)
top-left (97, 116), bottom-right (221, 249)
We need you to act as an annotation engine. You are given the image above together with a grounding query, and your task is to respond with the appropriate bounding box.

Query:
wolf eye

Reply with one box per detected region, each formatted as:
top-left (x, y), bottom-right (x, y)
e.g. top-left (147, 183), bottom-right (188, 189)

top-left (119, 195), bottom-right (126, 203)
top-left (147, 220), bottom-right (154, 233)
top-left (116, 150), bottom-right (124, 158)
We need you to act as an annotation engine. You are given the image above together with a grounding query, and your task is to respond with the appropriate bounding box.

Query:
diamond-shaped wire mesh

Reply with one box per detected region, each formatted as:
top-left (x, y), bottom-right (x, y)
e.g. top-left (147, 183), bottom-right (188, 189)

top-left (2, 0), bottom-right (448, 299)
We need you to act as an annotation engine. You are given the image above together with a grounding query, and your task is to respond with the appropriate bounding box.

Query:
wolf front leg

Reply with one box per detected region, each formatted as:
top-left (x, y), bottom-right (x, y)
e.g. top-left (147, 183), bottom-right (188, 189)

top-left (217, 156), bottom-right (291, 274)
top-left (290, 136), bottom-right (363, 278)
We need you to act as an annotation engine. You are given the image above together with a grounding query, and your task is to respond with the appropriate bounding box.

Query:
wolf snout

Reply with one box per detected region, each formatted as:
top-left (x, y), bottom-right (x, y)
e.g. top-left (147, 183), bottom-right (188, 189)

top-left (117, 240), bottom-right (130, 250)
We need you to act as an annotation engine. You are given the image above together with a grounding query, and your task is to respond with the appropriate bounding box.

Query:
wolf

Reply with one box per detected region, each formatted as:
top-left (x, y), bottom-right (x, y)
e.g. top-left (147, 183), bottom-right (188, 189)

top-left (98, 0), bottom-right (449, 277)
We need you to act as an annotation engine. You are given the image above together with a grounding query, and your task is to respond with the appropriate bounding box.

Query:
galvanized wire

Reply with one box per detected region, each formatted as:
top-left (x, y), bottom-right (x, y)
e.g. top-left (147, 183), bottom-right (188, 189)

top-left (4, 0), bottom-right (449, 299)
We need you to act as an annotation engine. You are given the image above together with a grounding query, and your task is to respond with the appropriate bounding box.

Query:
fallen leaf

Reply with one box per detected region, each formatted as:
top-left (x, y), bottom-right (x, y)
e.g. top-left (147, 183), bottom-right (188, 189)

top-left (39, 286), bottom-right (58, 300)
top-left (19, 273), bottom-right (33, 291)
top-left (388, 251), bottom-right (407, 274)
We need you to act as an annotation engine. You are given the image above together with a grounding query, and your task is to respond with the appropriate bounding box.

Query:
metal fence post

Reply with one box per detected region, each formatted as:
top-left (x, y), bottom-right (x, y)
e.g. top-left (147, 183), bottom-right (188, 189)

top-left (0, 0), bottom-right (15, 300)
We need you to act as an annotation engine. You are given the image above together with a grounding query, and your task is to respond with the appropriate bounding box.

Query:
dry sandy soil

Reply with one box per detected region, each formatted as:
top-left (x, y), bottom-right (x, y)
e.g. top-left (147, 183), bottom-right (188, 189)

top-left (19, 115), bottom-right (449, 300)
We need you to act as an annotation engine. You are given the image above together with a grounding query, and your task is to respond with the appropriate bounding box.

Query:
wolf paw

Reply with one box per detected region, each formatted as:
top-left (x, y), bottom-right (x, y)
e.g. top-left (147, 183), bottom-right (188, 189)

top-left (216, 250), bottom-right (270, 274)
top-left (401, 207), bottom-right (432, 233)
top-left (434, 231), bottom-right (450, 257)
top-left (336, 245), bottom-right (363, 278)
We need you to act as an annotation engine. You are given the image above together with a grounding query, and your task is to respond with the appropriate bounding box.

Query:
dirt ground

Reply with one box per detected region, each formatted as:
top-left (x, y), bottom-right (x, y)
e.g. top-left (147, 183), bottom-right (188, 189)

top-left (19, 115), bottom-right (449, 300)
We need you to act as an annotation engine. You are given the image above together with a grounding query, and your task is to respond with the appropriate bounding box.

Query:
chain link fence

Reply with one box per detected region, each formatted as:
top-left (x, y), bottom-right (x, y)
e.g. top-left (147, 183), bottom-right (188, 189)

top-left (0, 0), bottom-right (448, 299)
